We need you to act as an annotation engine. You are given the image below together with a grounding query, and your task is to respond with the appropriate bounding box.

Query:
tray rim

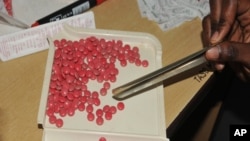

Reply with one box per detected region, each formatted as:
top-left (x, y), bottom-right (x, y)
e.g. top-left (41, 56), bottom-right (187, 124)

top-left (37, 25), bottom-right (167, 140)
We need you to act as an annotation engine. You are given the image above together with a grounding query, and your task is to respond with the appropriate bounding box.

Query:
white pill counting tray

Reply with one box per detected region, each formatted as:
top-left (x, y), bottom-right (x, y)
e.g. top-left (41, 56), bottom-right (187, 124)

top-left (38, 25), bottom-right (169, 141)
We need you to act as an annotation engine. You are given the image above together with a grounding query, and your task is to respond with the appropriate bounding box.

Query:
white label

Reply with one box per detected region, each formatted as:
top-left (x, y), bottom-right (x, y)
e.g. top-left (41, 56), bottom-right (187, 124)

top-left (0, 11), bottom-right (95, 61)
top-left (72, 2), bottom-right (90, 15)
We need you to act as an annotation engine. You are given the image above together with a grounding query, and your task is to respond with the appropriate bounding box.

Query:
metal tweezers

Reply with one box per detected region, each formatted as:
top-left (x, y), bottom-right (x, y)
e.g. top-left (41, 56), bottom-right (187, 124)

top-left (112, 47), bottom-right (212, 100)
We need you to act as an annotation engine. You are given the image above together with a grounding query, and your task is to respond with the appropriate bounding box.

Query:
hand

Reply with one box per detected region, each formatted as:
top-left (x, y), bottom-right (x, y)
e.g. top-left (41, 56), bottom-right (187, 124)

top-left (202, 0), bottom-right (250, 81)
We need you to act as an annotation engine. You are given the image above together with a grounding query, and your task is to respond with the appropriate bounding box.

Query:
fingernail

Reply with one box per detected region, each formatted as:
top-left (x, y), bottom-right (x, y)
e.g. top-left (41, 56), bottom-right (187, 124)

top-left (211, 31), bottom-right (219, 44)
top-left (206, 47), bottom-right (220, 60)
top-left (215, 64), bottom-right (225, 71)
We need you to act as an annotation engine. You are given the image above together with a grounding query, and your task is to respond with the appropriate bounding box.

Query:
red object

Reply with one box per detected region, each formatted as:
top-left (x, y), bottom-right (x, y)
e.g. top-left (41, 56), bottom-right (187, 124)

top-left (77, 103), bottom-right (85, 111)
top-left (103, 105), bottom-right (110, 113)
top-left (142, 60), bottom-right (149, 67)
top-left (99, 137), bottom-right (107, 141)
top-left (117, 102), bottom-right (125, 111)
top-left (84, 90), bottom-right (91, 97)
top-left (92, 91), bottom-right (99, 98)
top-left (93, 98), bottom-right (100, 106)
top-left (100, 88), bottom-right (107, 96)
top-left (103, 82), bottom-right (110, 89)
top-left (49, 115), bottom-right (57, 124)
top-left (67, 108), bottom-right (75, 116)
top-left (109, 106), bottom-right (117, 114)
top-left (87, 112), bottom-right (95, 121)
top-left (135, 59), bottom-right (142, 66)
top-left (97, 0), bottom-right (105, 5)
top-left (104, 112), bottom-right (112, 120)
top-left (86, 104), bottom-right (94, 113)
top-left (3, 0), bottom-right (13, 16)
top-left (31, 22), bottom-right (39, 27)
top-left (96, 117), bottom-right (104, 125)
top-left (55, 118), bottom-right (63, 128)
top-left (96, 109), bottom-right (103, 117)
top-left (109, 75), bottom-right (116, 83)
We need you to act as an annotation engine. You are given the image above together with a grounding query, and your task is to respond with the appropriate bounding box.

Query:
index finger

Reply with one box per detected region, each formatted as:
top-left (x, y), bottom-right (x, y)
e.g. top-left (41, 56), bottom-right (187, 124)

top-left (210, 0), bottom-right (237, 44)
top-left (209, 0), bottom-right (223, 33)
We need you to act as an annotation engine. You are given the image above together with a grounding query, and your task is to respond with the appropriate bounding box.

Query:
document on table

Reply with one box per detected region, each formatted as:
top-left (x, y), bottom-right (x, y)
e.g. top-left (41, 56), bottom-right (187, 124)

top-left (137, 0), bottom-right (210, 31)
top-left (0, 11), bottom-right (95, 61)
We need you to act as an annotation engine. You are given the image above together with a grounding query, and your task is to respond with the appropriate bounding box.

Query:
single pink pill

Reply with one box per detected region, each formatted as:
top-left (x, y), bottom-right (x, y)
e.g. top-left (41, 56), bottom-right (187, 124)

top-left (117, 102), bottom-right (125, 110)
top-left (96, 109), bottom-right (103, 117)
top-left (109, 106), bottom-right (117, 114)
top-left (55, 118), bottom-right (63, 128)
top-left (99, 137), bottom-right (107, 141)
top-left (92, 91), bottom-right (99, 98)
top-left (49, 115), bottom-right (57, 124)
top-left (135, 59), bottom-right (142, 66)
top-left (105, 112), bottom-right (112, 120)
top-left (78, 103), bottom-right (85, 111)
top-left (87, 112), bottom-right (95, 121)
top-left (96, 116), bottom-right (104, 126)
top-left (46, 108), bottom-right (54, 117)
top-left (67, 108), bottom-right (75, 116)
top-left (100, 88), bottom-right (107, 96)
top-left (103, 82), bottom-right (110, 90)
top-left (103, 105), bottom-right (110, 113)
top-left (59, 109), bottom-right (67, 117)
top-left (93, 98), bottom-right (101, 106)
top-left (141, 60), bottom-right (149, 67)
top-left (86, 104), bottom-right (94, 113)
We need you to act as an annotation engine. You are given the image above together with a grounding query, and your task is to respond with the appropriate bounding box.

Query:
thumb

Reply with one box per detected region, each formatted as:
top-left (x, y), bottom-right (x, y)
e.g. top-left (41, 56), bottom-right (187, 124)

top-left (206, 42), bottom-right (250, 67)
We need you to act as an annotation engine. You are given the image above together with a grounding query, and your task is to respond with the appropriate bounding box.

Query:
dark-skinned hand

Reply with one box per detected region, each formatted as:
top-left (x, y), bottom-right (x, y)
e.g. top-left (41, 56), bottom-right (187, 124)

top-left (202, 0), bottom-right (250, 81)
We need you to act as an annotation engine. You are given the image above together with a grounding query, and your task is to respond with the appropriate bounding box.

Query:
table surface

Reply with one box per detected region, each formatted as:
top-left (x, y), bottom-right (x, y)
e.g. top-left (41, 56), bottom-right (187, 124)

top-left (0, 0), bottom-right (212, 140)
